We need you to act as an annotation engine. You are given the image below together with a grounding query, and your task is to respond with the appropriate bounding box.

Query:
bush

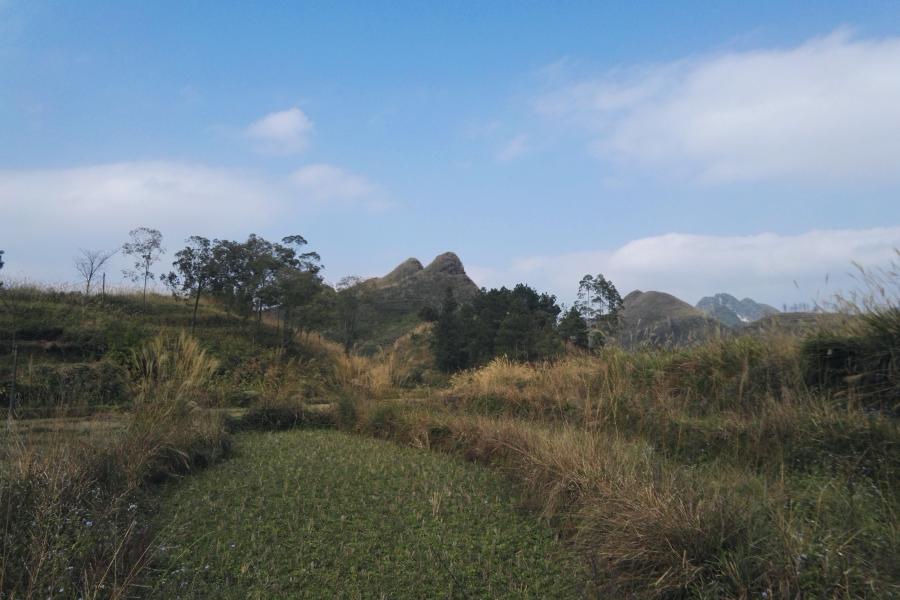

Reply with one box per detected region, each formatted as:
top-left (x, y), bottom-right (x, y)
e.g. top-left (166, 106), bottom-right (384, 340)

top-left (11, 361), bottom-right (130, 417)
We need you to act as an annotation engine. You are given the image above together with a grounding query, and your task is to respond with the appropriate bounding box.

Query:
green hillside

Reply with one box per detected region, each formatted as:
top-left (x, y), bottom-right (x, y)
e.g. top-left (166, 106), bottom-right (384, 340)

top-left (0, 285), bottom-right (343, 416)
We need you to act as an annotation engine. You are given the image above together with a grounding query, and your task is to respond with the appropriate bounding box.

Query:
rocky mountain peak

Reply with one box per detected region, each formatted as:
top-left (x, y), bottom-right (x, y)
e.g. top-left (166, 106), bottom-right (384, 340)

top-left (424, 252), bottom-right (467, 276)
top-left (695, 293), bottom-right (779, 328)
top-left (377, 257), bottom-right (424, 287)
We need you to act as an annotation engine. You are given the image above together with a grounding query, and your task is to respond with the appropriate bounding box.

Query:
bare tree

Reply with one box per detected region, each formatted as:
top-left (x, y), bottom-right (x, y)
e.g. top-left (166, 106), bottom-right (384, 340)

top-left (74, 248), bottom-right (118, 295)
top-left (122, 227), bottom-right (165, 304)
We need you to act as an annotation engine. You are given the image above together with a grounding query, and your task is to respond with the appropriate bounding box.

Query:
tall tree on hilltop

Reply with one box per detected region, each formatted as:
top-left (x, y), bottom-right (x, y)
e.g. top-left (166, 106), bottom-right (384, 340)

top-left (122, 227), bottom-right (165, 305)
top-left (431, 287), bottom-right (467, 372)
top-left (274, 235), bottom-right (325, 349)
top-left (426, 283), bottom-right (563, 372)
top-left (558, 305), bottom-right (590, 349)
top-left (575, 274), bottom-right (623, 346)
top-left (201, 234), bottom-right (326, 347)
top-left (275, 267), bottom-right (327, 349)
top-left (163, 236), bottom-right (216, 334)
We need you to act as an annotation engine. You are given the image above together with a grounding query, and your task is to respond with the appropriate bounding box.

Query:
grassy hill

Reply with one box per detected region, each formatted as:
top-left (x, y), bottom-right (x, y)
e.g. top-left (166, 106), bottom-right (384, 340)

top-left (0, 285), bottom-right (344, 416)
top-left (615, 289), bottom-right (730, 348)
top-left (737, 310), bottom-right (847, 336)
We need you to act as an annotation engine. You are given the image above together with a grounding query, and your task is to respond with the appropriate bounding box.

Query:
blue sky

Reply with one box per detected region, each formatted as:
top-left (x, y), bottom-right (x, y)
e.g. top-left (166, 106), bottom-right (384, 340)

top-left (3, 1), bottom-right (900, 307)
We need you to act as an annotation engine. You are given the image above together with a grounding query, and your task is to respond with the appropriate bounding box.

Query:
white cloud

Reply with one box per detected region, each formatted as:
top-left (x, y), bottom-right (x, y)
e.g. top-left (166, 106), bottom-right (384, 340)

top-left (289, 164), bottom-right (374, 199)
top-left (246, 107), bottom-right (313, 154)
top-left (288, 163), bottom-right (391, 211)
top-left (537, 31), bottom-right (900, 184)
top-left (0, 160), bottom-right (390, 283)
top-left (497, 133), bottom-right (531, 162)
top-left (0, 161), bottom-right (275, 232)
top-left (468, 227), bottom-right (900, 307)
top-left (0, 161), bottom-right (283, 281)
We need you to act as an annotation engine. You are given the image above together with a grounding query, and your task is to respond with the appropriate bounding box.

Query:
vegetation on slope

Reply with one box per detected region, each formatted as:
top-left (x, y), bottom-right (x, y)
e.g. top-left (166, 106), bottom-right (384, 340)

top-left (3, 247), bottom-right (900, 598)
top-left (339, 323), bottom-right (900, 598)
top-left (0, 332), bottom-right (231, 599)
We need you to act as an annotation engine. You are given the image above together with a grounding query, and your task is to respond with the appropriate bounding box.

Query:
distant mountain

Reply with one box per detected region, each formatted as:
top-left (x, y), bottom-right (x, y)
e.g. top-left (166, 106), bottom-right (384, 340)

top-left (373, 252), bottom-right (479, 303)
top-left (695, 293), bottom-right (779, 328)
top-left (615, 290), bottom-right (729, 349)
top-left (355, 252), bottom-right (480, 353)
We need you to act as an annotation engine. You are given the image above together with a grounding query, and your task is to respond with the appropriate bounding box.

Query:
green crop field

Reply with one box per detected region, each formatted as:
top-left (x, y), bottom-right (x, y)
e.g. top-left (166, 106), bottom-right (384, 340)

top-left (147, 429), bottom-right (586, 599)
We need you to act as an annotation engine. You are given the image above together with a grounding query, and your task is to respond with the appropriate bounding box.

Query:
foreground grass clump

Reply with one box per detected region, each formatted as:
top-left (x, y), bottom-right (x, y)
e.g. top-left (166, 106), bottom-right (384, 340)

top-left (0, 333), bottom-right (231, 599)
top-left (0, 410), bottom-right (230, 598)
top-left (150, 429), bottom-right (586, 598)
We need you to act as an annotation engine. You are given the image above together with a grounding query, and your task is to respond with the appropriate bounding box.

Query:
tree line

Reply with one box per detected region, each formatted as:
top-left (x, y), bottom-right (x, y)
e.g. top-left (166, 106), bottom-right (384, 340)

top-left (2, 229), bottom-right (377, 354)
top-left (2, 232), bottom-right (626, 365)
top-left (422, 273), bottom-right (624, 372)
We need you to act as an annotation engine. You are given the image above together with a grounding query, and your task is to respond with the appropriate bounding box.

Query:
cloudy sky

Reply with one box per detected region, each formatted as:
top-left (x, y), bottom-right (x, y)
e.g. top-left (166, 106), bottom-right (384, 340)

top-left (2, 1), bottom-right (900, 308)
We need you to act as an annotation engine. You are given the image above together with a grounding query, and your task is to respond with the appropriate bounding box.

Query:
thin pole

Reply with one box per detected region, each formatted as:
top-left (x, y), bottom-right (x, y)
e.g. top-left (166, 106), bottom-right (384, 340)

top-left (8, 343), bottom-right (17, 422)
top-left (102, 272), bottom-right (106, 301)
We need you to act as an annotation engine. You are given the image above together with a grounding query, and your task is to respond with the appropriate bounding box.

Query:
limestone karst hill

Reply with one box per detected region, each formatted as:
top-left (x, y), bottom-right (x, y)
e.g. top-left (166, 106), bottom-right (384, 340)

top-left (355, 252), bottom-right (480, 353)
top-left (615, 290), bottom-right (730, 348)
top-left (373, 252), bottom-right (479, 302)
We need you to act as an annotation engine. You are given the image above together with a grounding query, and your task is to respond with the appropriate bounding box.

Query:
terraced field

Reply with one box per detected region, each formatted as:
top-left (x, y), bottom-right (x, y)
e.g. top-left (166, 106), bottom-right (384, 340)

top-left (148, 430), bottom-right (586, 599)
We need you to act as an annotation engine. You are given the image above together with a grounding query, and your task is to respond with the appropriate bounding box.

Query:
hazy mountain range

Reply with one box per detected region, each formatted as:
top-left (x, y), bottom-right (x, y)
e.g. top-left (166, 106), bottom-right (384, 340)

top-left (695, 293), bottom-right (780, 328)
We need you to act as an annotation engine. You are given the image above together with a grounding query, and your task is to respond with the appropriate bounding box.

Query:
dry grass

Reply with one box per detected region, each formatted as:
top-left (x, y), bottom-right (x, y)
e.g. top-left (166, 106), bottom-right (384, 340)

top-left (342, 326), bottom-right (900, 598)
top-left (0, 333), bottom-right (231, 599)
top-left (331, 335), bottom-right (418, 399)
